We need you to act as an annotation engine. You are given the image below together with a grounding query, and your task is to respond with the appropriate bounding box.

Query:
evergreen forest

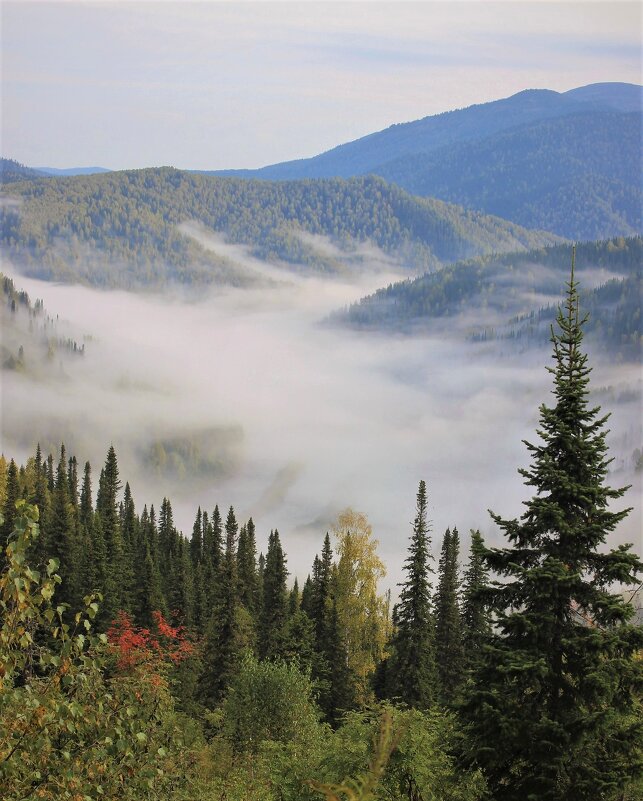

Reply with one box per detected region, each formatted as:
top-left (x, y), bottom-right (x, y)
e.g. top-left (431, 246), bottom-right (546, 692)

top-left (0, 169), bottom-right (560, 288)
top-left (1, 263), bottom-right (641, 800)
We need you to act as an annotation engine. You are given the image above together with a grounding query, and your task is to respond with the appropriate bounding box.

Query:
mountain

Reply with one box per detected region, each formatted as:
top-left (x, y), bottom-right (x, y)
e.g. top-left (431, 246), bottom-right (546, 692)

top-left (0, 158), bottom-right (48, 183)
top-left (206, 83), bottom-right (642, 241)
top-left (0, 168), bottom-right (561, 290)
top-left (332, 236), bottom-right (642, 362)
top-left (35, 166), bottom-right (111, 176)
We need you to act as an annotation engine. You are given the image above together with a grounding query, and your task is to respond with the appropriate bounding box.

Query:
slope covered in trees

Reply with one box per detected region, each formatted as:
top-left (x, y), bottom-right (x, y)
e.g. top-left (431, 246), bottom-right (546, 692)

top-left (209, 83), bottom-right (642, 241)
top-left (0, 273), bottom-right (87, 374)
top-left (335, 236), bottom-right (642, 361)
top-left (0, 168), bottom-right (560, 289)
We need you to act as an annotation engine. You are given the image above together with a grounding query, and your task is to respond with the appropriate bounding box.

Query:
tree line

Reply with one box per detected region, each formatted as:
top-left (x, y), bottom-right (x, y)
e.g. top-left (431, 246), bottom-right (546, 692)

top-left (1, 264), bottom-right (641, 799)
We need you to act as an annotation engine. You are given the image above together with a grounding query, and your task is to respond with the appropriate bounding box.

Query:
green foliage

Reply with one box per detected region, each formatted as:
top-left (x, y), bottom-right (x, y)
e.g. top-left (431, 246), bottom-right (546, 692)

top-left (338, 236), bottom-right (642, 361)
top-left (386, 480), bottom-right (437, 708)
top-left (461, 255), bottom-right (643, 799)
top-left (0, 169), bottom-right (559, 289)
top-left (375, 111), bottom-right (642, 240)
top-left (221, 652), bottom-right (323, 753)
top-left (434, 528), bottom-right (464, 704)
top-left (312, 704), bottom-right (486, 801)
top-left (0, 501), bottom-right (192, 800)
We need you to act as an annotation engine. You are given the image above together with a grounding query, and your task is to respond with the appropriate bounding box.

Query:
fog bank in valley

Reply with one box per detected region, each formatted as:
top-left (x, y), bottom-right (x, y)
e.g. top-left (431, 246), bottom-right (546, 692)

top-left (2, 258), bottom-right (640, 590)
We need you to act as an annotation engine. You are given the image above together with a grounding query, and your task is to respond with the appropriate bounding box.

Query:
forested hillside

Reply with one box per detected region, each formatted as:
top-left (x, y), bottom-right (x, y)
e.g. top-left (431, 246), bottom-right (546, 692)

top-left (336, 236), bottom-right (642, 361)
top-left (0, 169), bottom-right (560, 289)
top-left (1, 273), bottom-right (87, 373)
top-left (0, 158), bottom-right (47, 184)
top-left (374, 112), bottom-right (641, 240)
top-left (211, 84), bottom-right (642, 241)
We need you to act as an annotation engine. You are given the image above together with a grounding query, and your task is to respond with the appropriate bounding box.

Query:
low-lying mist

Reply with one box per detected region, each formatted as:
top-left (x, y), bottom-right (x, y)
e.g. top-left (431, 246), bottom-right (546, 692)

top-left (2, 257), bottom-right (641, 590)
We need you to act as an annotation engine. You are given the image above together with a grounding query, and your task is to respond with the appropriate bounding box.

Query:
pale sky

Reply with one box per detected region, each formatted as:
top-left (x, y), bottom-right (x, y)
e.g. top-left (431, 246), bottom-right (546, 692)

top-left (1, 1), bottom-right (641, 171)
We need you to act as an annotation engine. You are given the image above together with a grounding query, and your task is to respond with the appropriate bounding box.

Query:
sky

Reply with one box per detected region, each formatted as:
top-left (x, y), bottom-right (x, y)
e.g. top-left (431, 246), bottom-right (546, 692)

top-left (1, 0), bottom-right (641, 171)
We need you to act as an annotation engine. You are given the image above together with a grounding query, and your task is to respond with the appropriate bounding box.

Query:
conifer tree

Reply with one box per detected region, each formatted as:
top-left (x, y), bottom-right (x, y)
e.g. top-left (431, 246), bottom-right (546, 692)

top-left (30, 446), bottom-right (50, 565)
top-left (190, 507), bottom-right (202, 567)
top-left (199, 506), bottom-right (240, 707)
top-left (259, 529), bottom-right (289, 659)
top-left (137, 542), bottom-right (167, 628)
top-left (0, 459), bottom-right (20, 568)
top-left (460, 529), bottom-right (491, 671)
top-left (237, 518), bottom-right (258, 616)
top-left (48, 446), bottom-right (78, 607)
top-left (96, 446), bottom-right (125, 620)
top-left (386, 480), bottom-right (436, 708)
top-left (434, 527), bottom-right (464, 704)
top-left (462, 256), bottom-right (643, 800)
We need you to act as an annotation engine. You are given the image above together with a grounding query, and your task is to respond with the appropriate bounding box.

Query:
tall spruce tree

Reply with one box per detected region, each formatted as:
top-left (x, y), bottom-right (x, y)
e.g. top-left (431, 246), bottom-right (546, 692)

top-left (462, 255), bottom-right (643, 800)
top-left (434, 527), bottom-right (464, 704)
top-left (460, 529), bottom-right (491, 672)
top-left (199, 506), bottom-right (240, 707)
top-left (96, 446), bottom-right (125, 620)
top-left (386, 480), bottom-right (436, 708)
top-left (237, 518), bottom-right (258, 617)
top-left (259, 529), bottom-right (289, 660)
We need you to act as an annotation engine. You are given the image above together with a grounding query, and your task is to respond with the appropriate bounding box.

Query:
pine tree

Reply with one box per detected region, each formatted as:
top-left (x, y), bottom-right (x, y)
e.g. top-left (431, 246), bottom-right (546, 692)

top-left (460, 529), bottom-right (491, 672)
top-left (434, 527), bottom-right (464, 704)
top-left (462, 255), bottom-right (643, 800)
top-left (387, 481), bottom-right (436, 708)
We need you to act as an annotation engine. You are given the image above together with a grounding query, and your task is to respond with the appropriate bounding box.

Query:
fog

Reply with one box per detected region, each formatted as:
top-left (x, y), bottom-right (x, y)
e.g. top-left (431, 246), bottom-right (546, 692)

top-left (1, 259), bottom-right (640, 591)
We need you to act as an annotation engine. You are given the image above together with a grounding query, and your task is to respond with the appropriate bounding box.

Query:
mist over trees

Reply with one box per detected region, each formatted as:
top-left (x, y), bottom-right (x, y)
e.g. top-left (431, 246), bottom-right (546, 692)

top-left (1, 261), bottom-right (641, 799)
top-left (0, 169), bottom-right (560, 289)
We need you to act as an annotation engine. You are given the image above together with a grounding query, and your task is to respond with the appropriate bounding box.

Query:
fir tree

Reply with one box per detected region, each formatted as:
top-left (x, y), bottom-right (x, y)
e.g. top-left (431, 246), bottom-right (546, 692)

top-left (96, 446), bottom-right (125, 620)
top-left (434, 527), bottom-right (464, 704)
top-left (48, 446), bottom-right (78, 607)
top-left (460, 529), bottom-right (491, 671)
top-left (387, 480), bottom-right (436, 708)
top-left (259, 529), bottom-right (289, 660)
top-left (237, 518), bottom-right (258, 616)
top-left (190, 507), bottom-right (202, 567)
top-left (0, 459), bottom-right (20, 568)
top-left (199, 506), bottom-right (240, 707)
top-left (462, 255), bottom-right (643, 800)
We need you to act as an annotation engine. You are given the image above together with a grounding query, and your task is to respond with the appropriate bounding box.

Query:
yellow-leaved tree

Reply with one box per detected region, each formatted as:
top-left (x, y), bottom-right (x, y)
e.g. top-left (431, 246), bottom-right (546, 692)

top-left (332, 509), bottom-right (389, 704)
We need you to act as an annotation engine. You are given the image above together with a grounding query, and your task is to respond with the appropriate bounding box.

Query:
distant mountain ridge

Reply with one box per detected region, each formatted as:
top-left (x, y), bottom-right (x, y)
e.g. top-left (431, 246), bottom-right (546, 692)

top-left (204, 83), bottom-right (642, 241)
top-left (333, 236), bottom-right (642, 361)
top-left (36, 166), bottom-right (111, 176)
top-left (0, 168), bottom-right (561, 289)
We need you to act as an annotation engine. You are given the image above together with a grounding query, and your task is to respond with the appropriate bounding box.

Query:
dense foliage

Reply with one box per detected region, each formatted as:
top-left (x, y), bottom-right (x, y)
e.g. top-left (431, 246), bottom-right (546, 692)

top-left (1, 258), bottom-right (641, 799)
top-left (337, 236), bottom-right (642, 361)
top-left (462, 260), bottom-right (642, 799)
top-left (211, 84), bottom-right (642, 241)
top-left (0, 169), bottom-right (559, 288)
top-left (374, 111), bottom-right (641, 240)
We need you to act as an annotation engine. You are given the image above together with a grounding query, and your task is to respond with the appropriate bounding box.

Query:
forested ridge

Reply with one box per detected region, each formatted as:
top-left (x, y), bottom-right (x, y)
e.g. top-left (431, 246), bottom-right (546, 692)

top-left (1, 273), bottom-right (87, 374)
top-left (337, 236), bottom-right (642, 361)
top-left (0, 168), bottom-right (560, 288)
top-left (208, 84), bottom-right (642, 242)
top-left (1, 270), bottom-right (641, 799)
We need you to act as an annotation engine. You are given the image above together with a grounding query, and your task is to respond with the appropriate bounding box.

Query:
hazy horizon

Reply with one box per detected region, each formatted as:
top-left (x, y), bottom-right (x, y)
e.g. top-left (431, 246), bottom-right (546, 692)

top-left (2, 2), bottom-right (641, 171)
